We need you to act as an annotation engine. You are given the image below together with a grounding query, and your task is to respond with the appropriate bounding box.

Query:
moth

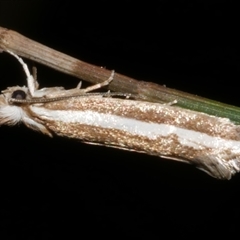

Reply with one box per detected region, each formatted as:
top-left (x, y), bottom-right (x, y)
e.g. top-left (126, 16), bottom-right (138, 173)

top-left (1, 50), bottom-right (240, 179)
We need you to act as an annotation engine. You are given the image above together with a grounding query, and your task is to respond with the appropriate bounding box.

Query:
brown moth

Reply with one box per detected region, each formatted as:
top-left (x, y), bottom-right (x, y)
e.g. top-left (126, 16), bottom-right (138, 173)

top-left (1, 50), bottom-right (240, 179)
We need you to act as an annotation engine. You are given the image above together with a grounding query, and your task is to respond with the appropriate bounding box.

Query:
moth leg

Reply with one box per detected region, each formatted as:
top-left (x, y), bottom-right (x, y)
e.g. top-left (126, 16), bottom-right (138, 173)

top-left (6, 50), bottom-right (37, 97)
top-left (163, 100), bottom-right (178, 106)
top-left (76, 81), bottom-right (82, 89)
top-left (82, 70), bottom-right (115, 93)
top-left (32, 66), bottom-right (39, 90)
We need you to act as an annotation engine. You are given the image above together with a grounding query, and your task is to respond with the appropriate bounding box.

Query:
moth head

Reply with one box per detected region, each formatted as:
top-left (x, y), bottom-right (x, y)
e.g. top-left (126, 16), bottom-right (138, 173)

top-left (0, 86), bottom-right (53, 136)
top-left (0, 86), bottom-right (29, 125)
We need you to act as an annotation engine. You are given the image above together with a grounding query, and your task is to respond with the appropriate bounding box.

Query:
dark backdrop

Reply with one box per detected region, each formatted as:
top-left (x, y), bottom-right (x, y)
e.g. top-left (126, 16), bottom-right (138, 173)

top-left (0, 1), bottom-right (240, 239)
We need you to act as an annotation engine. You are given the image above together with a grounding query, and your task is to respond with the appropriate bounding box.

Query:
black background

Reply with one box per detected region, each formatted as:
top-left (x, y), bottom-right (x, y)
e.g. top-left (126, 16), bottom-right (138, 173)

top-left (1, 1), bottom-right (240, 239)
